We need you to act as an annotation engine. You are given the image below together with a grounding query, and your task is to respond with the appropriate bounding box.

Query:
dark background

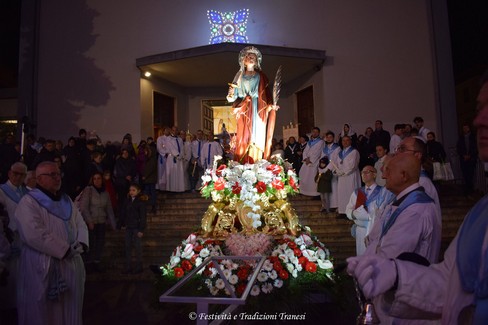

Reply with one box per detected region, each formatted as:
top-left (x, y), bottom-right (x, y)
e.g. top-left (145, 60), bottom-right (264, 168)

top-left (1, 2), bottom-right (487, 95)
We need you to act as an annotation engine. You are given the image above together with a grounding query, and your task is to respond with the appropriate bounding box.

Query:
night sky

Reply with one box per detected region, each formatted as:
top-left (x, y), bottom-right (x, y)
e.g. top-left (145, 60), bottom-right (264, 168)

top-left (0, 2), bottom-right (487, 88)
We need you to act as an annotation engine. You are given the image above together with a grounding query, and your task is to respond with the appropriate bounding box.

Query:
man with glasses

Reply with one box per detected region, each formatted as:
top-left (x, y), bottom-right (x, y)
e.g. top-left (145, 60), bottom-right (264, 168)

top-left (15, 161), bottom-right (88, 325)
top-left (0, 162), bottom-right (28, 315)
top-left (346, 165), bottom-right (382, 255)
top-left (395, 137), bottom-right (441, 230)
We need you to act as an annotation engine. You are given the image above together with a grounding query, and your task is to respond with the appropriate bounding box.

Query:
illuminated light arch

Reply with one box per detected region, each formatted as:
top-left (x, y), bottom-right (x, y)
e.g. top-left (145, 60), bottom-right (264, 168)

top-left (207, 9), bottom-right (249, 44)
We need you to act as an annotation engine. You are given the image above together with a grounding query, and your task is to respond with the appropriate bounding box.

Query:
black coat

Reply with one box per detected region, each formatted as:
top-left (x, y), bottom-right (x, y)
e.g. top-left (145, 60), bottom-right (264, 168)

top-left (120, 196), bottom-right (147, 231)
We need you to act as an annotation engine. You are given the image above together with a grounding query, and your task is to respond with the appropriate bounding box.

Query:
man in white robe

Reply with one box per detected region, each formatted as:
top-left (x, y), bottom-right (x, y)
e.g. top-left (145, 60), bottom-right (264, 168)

top-left (190, 130), bottom-right (207, 191)
top-left (0, 162), bottom-right (28, 311)
top-left (299, 127), bottom-right (325, 196)
top-left (359, 154), bottom-right (441, 324)
top-left (347, 75), bottom-right (488, 324)
top-left (346, 165), bottom-right (382, 255)
top-left (156, 127), bottom-right (170, 190)
top-left (15, 161), bottom-right (88, 325)
top-left (164, 130), bottom-right (186, 192)
top-left (333, 136), bottom-right (361, 215)
top-left (321, 131), bottom-right (341, 210)
top-left (388, 124), bottom-right (404, 154)
top-left (200, 137), bottom-right (223, 170)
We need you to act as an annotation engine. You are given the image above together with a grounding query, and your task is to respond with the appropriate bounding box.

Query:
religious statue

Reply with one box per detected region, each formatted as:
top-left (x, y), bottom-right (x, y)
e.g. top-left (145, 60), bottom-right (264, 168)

top-left (226, 46), bottom-right (280, 162)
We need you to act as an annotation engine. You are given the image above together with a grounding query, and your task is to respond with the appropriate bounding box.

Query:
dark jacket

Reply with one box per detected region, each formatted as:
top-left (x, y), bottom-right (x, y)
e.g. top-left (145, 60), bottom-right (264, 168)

top-left (120, 195), bottom-right (147, 231)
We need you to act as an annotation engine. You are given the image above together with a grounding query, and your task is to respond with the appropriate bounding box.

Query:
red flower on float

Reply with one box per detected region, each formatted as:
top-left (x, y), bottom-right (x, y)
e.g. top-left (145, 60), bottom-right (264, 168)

top-left (278, 269), bottom-right (289, 280)
top-left (293, 248), bottom-right (302, 257)
top-left (298, 256), bottom-right (308, 267)
top-left (216, 164), bottom-right (226, 177)
top-left (266, 164), bottom-right (282, 175)
top-left (255, 181), bottom-right (267, 193)
top-left (273, 261), bottom-right (283, 271)
top-left (214, 177), bottom-right (226, 191)
top-left (174, 267), bottom-right (185, 278)
top-left (237, 267), bottom-right (250, 280)
top-left (271, 179), bottom-right (284, 190)
top-left (232, 182), bottom-right (242, 194)
top-left (181, 260), bottom-right (193, 271)
top-left (193, 245), bottom-right (203, 253)
top-left (289, 176), bottom-right (298, 190)
top-left (305, 262), bottom-right (317, 273)
top-left (287, 242), bottom-right (297, 249)
top-left (236, 283), bottom-right (247, 296)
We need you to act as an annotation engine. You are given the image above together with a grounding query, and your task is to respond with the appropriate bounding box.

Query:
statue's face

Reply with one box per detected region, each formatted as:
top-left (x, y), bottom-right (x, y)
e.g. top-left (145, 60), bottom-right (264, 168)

top-left (244, 53), bottom-right (257, 68)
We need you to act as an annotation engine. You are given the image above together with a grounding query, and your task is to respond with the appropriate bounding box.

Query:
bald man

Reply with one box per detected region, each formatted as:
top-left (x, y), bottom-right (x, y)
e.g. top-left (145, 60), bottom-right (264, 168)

top-left (361, 153), bottom-right (441, 324)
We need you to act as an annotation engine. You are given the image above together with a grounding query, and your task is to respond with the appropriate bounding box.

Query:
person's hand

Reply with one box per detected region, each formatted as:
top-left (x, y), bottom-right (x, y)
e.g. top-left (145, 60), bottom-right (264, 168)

top-left (66, 241), bottom-right (85, 259)
top-left (346, 255), bottom-right (397, 299)
top-left (137, 232), bottom-right (144, 238)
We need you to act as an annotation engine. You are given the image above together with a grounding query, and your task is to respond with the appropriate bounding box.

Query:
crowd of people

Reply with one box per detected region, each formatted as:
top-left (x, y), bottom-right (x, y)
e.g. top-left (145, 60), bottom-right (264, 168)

top-left (0, 107), bottom-right (482, 324)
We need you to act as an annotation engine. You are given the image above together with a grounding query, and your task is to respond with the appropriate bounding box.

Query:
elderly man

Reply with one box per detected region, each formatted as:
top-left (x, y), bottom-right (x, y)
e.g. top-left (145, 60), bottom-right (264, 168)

top-left (0, 162), bottom-right (28, 311)
top-left (333, 135), bottom-right (361, 217)
top-left (356, 153), bottom-right (441, 324)
top-left (345, 165), bottom-right (382, 255)
top-left (15, 161), bottom-right (88, 325)
top-left (347, 71), bottom-right (488, 324)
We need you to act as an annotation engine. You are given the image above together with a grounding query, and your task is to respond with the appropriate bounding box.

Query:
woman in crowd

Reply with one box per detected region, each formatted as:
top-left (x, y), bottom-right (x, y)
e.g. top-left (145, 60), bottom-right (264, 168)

top-left (338, 123), bottom-right (358, 149)
top-left (79, 172), bottom-right (116, 272)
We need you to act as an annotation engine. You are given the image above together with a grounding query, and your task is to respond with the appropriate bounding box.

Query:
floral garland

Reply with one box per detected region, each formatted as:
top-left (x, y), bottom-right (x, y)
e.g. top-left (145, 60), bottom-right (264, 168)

top-left (200, 156), bottom-right (299, 229)
top-left (160, 230), bottom-right (335, 297)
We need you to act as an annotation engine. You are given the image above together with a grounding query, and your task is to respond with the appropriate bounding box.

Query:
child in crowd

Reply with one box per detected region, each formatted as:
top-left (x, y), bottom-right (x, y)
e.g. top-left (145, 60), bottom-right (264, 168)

top-left (315, 157), bottom-right (333, 213)
top-left (120, 183), bottom-right (147, 274)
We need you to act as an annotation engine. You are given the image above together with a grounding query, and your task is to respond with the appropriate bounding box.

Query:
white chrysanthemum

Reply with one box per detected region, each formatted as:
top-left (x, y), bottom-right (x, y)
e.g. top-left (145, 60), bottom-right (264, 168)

top-left (296, 263), bottom-right (303, 272)
top-left (195, 257), bottom-right (202, 267)
top-left (292, 269), bottom-right (298, 278)
top-left (199, 248), bottom-right (210, 258)
top-left (252, 219), bottom-right (262, 228)
top-left (318, 259), bottom-right (334, 270)
top-left (257, 272), bottom-right (269, 282)
top-left (285, 249), bottom-right (295, 259)
top-left (250, 285), bottom-right (260, 296)
top-left (268, 270), bottom-right (278, 280)
top-left (209, 267), bottom-right (217, 278)
top-left (231, 263), bottom-right (239, 270)
top-left (215, 278), bottom-right (226, 290)
top-left (261, 283), bottom-right (273, 294)
top-left (201, 174), bottom-right (212, 183)
top-left (224, 285), bottom-right (235, 296)
top-left (263, 260), bottom-right (273, 272)
top-left (242, 170), bottom-right (257, 184)
top-left (229, 274), bottom-right (239, 285)
top-left (289, 256), bottom-right (298, 266)
top-left (210, 286), bottom-right (220, 296)
top-left (223, 269), bottom-right (232, 279)
top-left (274, 279), bottom-right (283, 288)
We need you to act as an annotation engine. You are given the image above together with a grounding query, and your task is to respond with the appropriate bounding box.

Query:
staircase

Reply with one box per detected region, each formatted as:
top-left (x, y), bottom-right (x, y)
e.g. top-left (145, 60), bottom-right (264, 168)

top-left (93, 183), bottom-right (480, 280)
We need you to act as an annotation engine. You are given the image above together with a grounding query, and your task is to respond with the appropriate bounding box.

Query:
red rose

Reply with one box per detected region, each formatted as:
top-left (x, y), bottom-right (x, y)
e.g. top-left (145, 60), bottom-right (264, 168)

top-left (232, 182), bottom-right (242, 194)
top-left (193, 245), bottom-right (202, 253)
top-left (305, 262), bottom-right (317, 273)
top-left (293, 248), bottom-right (302, 257)
top-left (181, 260), bottom-right (193, 271)
top-left (255, 181), bottom-right (267, 194)
top-left (271, 179), bottom-right (284, 190)
top-left (273, 261), bottom-right (283, 271)
top-left (237, 268), bottom-right (250, 280)
top-left (214, 177), bottom-right (226, 191)
top-left (266, 164), bottom-right (283, 175)
top-left (287, 242), bottom-right (297, 249)
top-left (298, 256), bottom-right (308, 266)
top-left (268, 256), bottom-right (279, 263)
top-left (174, 267), bottom-right (184, 278)
top-left (216, 164), bottom-right (226, 177)
top-left (278, 269), bottom-right (289, 280)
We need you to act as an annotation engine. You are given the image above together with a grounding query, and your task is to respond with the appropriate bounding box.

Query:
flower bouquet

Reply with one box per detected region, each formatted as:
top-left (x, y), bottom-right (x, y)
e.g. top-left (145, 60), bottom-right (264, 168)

top-left (199, 156), bottom-right (301, 237)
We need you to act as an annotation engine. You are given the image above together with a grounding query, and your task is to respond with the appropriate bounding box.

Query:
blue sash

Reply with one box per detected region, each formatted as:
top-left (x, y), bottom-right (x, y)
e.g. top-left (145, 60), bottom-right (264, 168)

top-left (380, 189), bottom-right (433, 241)
top-left (365, 185), bottom-right (382, 208)
top-left (176, 137), bottom-right (181, 154)
top-left (323, 143), bottom-right (339, 158)
top-left (457, 194), bottom-right (488, 325)
top-left (0, 183), bottom-right (27, 204)
top-left (198, 141), bottom-right (201, 157)
top-left (339, 147), bottom-right (353, 161)
top-left (307, 137), bottom-right (321, 147)
top-left (28, 189), bottom-right (73, 222)
top-left (207, 143), bottom-right (212, 165)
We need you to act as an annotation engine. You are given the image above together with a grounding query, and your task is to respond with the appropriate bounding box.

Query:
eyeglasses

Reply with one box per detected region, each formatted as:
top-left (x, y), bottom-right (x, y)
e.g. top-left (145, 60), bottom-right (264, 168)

top-left (38, 172), bottom-right (62, 179)
top-left (11, 171), bottom-right (27, 177)
top-left (394, 145), bottom-right (418, 154)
